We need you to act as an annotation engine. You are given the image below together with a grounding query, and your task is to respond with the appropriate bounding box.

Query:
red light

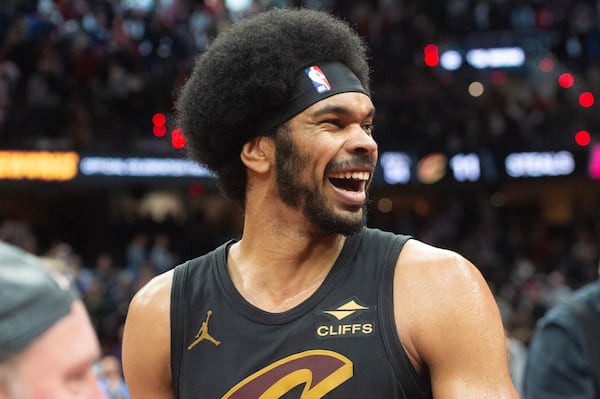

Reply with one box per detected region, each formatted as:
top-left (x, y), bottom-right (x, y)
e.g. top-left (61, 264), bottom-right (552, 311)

top-left (575, 130), bottom-right (591, 146)
top-left (424, 53), bottom-right (439, 67)
top-left (153, 125), bottom-right (167, 137)
top-left (558, 73), bottom-right (574, 88)
top-left (188, 183), bottom-right (204, 197)
top-left (579, 91), bottom-right (595, 108)
top-left (590, 144), bottom-right (600, 179)
top-left (423, 44), bottom-right (439, 67)
top-left (424, 44), bottom-right (438, 54)
top-left (539, 56), bottom-right (554, 72)
top-left (171, 128), bottom-right (186, 149)
top-left (152, 113), bottom-right (166, 126)
top-left (490, 71), bottom-right (506, 86)
top-left (536, 9), bottom-right (554, 28)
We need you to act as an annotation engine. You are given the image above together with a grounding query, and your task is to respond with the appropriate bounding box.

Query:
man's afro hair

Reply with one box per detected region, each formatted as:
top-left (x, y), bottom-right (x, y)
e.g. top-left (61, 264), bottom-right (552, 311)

top-left (175, 7), bottom-right (371, 206)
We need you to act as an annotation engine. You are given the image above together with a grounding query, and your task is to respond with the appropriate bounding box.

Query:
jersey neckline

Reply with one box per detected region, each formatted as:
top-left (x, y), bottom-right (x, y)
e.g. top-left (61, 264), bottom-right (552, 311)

top-left (214, 229), bottom-right (364, 325)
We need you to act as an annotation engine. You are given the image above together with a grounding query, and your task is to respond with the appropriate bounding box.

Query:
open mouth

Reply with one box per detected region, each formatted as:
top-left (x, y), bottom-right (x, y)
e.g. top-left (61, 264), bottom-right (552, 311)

top-left (328, 171), bottom-right (370, 192)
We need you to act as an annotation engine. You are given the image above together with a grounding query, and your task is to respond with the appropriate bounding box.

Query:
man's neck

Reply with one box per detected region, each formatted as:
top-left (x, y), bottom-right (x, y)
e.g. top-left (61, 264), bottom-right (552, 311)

top-left (226, 221), bottom-right (346, 313)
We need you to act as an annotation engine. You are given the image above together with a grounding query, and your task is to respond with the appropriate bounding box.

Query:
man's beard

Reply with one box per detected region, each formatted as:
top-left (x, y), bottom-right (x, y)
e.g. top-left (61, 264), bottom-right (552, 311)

top-left (274, 129), bottom-right (368, 236)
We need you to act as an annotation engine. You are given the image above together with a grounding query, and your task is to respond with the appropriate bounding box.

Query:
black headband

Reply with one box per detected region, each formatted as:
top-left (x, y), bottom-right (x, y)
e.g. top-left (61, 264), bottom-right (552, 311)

top-left (261, 61), bottom-right (369, 131)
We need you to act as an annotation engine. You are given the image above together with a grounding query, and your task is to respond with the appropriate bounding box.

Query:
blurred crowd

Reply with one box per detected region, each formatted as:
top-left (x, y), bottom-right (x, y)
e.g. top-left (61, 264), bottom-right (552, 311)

top-left (1, 0), bottom-right (600, 395)
top-left (1, 0), bottom-right (600, 154)
top-left (1, 191), bottom-right (599, 362)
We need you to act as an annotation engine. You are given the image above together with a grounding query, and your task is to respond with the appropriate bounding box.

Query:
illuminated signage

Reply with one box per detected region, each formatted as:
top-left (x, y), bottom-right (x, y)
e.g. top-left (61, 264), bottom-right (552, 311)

top-left (380, 152), bottom-right (411, 184)
top-left (417, 153), bottom-right (447, 184)
top-left (589, 144), bottom-right (600, 179)
top-left (466, 47), bottom-right (525, 69)
top-left (440, 46), bottom-right (525, 71)
top-left (0, 150), bottom-right (589, 185)
top-left (79, 157), bottom-right (214, 178)
top-left (505, 151), bottom-right (575, 177)
top-left (0, 151), bottom-right (79, 181)
top-left (450, 153), bottom-right (481, 182)
top-left (380, 152), bottom-right (483, 185)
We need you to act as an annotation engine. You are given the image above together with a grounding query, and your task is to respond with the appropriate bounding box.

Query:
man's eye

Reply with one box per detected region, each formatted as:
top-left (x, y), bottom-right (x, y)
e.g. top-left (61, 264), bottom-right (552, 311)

top-left (65, 369), bottom-right (93, 394)
top-left (323, 119), bottom-right (343, 128)
top-left (363, 123), bottom-right (375, 134)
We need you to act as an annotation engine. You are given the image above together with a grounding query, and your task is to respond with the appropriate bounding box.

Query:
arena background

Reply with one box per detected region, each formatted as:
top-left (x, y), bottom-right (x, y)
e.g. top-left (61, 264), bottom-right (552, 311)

top-left (1, 0), bottom-right (600, 393)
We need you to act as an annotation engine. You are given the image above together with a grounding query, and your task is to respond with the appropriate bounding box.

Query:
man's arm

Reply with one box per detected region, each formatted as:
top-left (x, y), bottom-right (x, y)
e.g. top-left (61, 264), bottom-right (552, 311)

top-left (122, 270), bottom-right (175, 399)
top-left (394, 239), bottom-right (519, 398)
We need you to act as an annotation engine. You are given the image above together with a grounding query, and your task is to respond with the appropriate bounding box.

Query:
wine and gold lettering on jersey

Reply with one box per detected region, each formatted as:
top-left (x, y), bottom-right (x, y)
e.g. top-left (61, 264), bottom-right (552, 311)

top-left (222, 350), bottom-right (352, 399)
top-left (316, 322), bottom-right (374, 338)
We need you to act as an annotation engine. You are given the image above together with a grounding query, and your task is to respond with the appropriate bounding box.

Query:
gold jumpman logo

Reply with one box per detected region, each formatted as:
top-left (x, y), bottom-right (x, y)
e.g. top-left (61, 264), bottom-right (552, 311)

top-left (188, 310), bottom-right (221, 350)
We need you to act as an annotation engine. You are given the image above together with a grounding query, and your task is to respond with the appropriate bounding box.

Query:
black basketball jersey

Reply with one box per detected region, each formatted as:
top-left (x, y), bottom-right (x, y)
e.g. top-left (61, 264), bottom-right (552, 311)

top-left (171, 227), bottom-right (433, 398)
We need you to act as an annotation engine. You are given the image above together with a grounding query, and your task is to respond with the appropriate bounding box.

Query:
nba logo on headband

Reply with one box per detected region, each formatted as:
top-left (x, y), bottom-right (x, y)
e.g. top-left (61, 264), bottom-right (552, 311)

top-left (305, 65), bottom-right (331, 93)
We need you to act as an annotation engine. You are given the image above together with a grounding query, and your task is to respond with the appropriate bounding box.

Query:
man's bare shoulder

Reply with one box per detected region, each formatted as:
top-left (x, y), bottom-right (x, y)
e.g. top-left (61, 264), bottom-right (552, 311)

top-left (129, 270), bottom-right (174, 313)
top-left (393, 240), bottom-right (486, 358)
top-left (395, 238), bottom-right (498, 334)
top-left (397, 239), bottom-right (486, 292)
top-left (125, 269), bottom-right (174, 350)
top-left (123, 270), bottom-right (175, 399)
top-left (393, 239), bottom-right (517, 398)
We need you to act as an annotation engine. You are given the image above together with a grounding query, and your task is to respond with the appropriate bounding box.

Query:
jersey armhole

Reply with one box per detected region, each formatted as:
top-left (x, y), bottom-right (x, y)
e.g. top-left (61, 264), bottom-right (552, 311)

top-left (378, 235), bottom-right (433, 398)
top-left (170, 261), bottom-right (189, 399)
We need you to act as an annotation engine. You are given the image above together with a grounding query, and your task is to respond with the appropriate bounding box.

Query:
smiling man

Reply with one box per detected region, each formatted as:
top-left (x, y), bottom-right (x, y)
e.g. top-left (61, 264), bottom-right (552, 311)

top-left (122, 8), bottom-right (518, 399)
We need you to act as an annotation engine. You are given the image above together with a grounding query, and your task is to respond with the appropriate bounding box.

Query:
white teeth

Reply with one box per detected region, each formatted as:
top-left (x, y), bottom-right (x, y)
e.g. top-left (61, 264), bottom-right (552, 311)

top-left (330, 171), bottom-right (370, 180)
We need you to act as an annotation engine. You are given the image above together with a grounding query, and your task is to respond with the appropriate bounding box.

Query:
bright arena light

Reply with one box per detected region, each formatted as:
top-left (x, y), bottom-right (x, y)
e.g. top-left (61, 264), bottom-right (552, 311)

top-left (468, 81), bottom-right (485, 97)
top-left (438, 46), bottom-right (525, 71)
top-left (225, 0), bottom-right (252, 13)
top-left (440, 50), bottom-right (463, 71)
top-left (466, 47), bottom-right (525, 69)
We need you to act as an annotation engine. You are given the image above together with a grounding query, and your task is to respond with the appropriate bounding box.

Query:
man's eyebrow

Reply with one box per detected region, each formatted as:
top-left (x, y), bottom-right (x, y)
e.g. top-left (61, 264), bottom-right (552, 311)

top-left (312, 104), bottom-right (376, 118)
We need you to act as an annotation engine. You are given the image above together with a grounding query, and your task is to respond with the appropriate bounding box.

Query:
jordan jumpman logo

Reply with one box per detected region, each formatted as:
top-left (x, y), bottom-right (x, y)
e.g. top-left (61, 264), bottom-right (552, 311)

top-left (188, 310), bottom-right (221, 350)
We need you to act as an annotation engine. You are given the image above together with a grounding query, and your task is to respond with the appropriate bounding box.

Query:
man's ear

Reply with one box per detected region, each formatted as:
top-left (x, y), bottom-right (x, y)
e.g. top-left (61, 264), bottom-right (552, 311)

top-left (240, 136), bottom-right (274, 174)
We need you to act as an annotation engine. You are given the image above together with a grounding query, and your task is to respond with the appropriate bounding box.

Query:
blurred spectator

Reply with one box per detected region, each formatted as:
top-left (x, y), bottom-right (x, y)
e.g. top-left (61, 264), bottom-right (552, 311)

top-left (98, 355), bottom-right (130, 399)
top-left (506, 330), bottom-right (528, 398)
top-left (0, 240), bottom-right (106, 399)
top-left (0, 2), bottom-right (599, 391)
top-left (149, 232), bottom-right (175, 274)
top-left (67, 253), bottom-right (96, 294)
top-left (523, 276), bottom-right (600, 399)
top-left (84, 277), bottom-right (112, 349)
top-left (0, 0), bottom-right (598, 153)
top-left (125, 233), bottom-right (148, 281)
top-left (543, 270), bottom-right (572, 308)
top-left (0, 49), bottom-right (20, 132)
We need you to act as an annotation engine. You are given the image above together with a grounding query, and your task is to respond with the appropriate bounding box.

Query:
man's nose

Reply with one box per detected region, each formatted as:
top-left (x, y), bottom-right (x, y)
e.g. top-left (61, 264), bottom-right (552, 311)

top-left (348, 124), bottom-right (377, 156)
